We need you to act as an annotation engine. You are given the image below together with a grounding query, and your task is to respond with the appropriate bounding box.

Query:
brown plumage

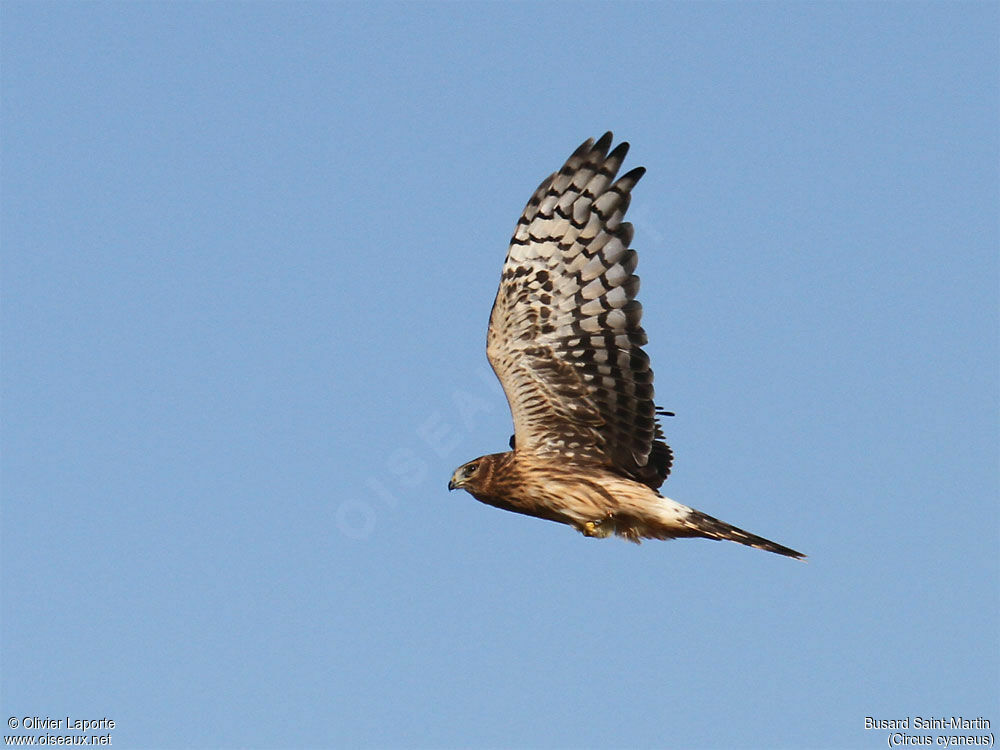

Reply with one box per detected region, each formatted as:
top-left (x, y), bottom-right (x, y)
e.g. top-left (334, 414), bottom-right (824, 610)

top-left (448, 133), bottom-right (804, 559)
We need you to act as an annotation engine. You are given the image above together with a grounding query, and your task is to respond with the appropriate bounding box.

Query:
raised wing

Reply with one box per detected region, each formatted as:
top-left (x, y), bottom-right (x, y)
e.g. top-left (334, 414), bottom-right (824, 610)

top-left (486, 133), bottom-right (672, 489)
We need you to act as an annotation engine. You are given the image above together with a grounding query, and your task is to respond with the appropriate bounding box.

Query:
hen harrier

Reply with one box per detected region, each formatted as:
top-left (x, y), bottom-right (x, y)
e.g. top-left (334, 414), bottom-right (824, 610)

top-left (449, 133), bottom-right (804, 559)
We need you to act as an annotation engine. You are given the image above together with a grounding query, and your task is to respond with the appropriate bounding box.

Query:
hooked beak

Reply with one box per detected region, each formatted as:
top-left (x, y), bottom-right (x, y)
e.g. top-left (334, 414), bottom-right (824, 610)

top-left (447, 479), bottom-right (457, 491)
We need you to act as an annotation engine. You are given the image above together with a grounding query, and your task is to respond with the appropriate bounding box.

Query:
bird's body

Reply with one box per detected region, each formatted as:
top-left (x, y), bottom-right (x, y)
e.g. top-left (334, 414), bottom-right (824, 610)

top-left (450, 452), bottom-right (687, 540)
top-left (449, 133), bottom-right (804, 560)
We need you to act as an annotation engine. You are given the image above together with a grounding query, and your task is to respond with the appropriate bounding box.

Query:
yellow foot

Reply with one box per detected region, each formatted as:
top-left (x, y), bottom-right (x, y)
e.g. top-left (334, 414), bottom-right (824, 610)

top-left (582, 517), bottom-right (613, 538)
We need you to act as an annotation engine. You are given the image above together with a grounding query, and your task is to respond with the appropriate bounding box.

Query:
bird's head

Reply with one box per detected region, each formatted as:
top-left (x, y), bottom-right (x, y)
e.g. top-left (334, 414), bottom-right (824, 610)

top-left (448, 452), bottom-right (514, 495)
top-left (448, 458), bottom-right (486, 493)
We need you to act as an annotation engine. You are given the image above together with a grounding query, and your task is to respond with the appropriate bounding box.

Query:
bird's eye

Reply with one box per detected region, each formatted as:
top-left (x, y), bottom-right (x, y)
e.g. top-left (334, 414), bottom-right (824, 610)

top-left (464, 463), bottom-right (478, 476)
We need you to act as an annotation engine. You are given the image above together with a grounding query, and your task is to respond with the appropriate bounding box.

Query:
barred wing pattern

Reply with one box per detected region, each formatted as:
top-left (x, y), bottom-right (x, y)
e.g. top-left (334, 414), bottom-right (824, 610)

top-left (487, 133), bottom-right (672, 490)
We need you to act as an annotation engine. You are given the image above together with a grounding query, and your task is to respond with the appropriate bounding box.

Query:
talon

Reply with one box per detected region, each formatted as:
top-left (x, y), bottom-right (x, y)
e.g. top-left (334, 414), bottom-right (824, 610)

top-left (583, 518), bottom-right (614, 538)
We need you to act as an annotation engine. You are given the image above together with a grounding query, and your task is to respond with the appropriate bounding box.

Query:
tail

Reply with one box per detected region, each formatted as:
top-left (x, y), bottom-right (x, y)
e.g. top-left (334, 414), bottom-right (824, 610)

top-left (682, 509), bottom-right (805, 559)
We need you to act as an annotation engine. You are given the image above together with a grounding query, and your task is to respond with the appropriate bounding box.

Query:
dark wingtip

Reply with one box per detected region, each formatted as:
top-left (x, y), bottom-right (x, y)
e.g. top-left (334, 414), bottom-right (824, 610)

top-left (594, 131), bottom-right (614, 154)
top-left (619, 165), bottom-right (646, 185)
top-left (571, 136), bottom-right (597, 159)
top-left (607, 139), bottom-right (631, 165)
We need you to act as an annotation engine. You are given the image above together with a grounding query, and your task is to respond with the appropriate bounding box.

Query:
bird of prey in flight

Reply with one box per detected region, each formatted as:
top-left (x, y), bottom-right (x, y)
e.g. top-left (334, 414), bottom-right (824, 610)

top-left (449, 133), bottom-right (804, 559)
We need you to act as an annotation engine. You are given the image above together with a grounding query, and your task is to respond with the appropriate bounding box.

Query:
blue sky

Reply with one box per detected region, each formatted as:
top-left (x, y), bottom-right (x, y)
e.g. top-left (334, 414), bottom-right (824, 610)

top-left (2, 2), bottom-right (997, 748)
